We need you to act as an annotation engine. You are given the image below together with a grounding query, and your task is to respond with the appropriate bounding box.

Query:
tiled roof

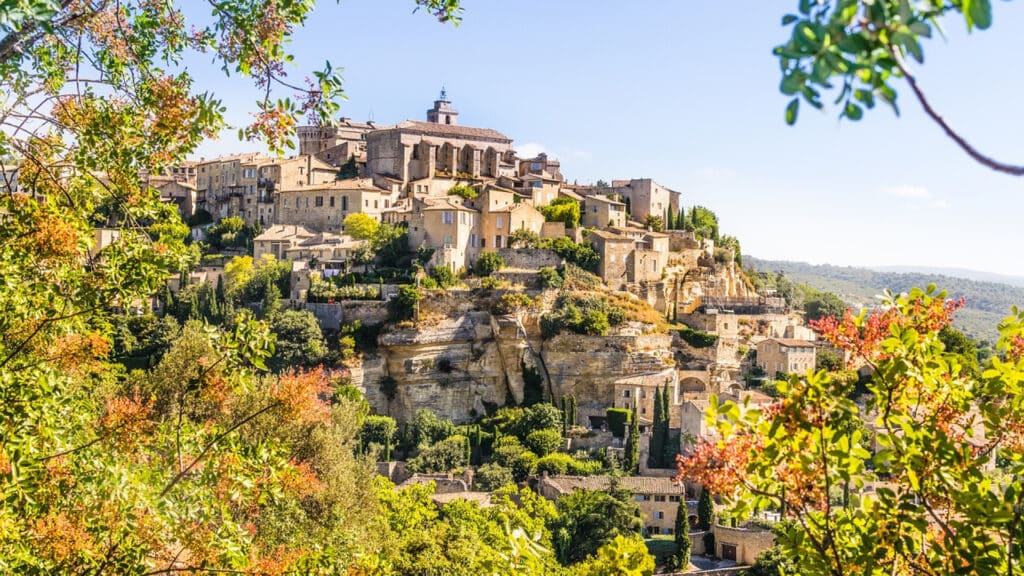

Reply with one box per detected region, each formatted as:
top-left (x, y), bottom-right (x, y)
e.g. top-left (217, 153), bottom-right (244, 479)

top-left (389, 120), bottom-right (512, 143)
top-left (430, 491), bottom-right (493, 507)
top-left (254, 225), bottom-right (316, 242)
top-left (587, 229), bottom-right (633, 242)
top-left (543, 475), bottom-right (684, 496)
top-left (584, 194), bottom-right (625, 206)
top-left (762, 338), bottom-right (816, 348)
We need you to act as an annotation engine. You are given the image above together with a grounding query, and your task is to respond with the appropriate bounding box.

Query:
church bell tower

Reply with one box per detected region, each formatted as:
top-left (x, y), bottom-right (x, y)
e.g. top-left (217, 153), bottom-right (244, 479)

top-left (426, 87), bottom-right (459, 126)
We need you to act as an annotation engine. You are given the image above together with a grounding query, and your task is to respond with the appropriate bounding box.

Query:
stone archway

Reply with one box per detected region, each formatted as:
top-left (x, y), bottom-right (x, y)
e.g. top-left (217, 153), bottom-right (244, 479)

top-left (680, 376), bottom-right (707, 393)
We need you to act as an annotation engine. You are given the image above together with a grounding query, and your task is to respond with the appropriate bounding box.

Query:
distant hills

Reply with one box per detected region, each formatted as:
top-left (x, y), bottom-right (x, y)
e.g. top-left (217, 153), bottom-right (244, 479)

top-left (747, 257), bottom-right (1024, 343)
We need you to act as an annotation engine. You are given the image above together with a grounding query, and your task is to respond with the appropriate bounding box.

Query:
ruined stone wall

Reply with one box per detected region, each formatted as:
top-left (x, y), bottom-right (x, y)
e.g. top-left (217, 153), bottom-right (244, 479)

top-left (305, 301), bottom-right (389, 330)
top-left (497, 248), bottom-right (562, 270)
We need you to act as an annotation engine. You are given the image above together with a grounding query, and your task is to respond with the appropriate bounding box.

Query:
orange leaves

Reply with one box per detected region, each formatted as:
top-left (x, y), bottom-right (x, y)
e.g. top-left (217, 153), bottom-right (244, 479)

top-left (100, 391), bottom-right (154, 451)
top-left (46, 331), bottom-right (110, 373)
top-left (279, 460), bottom-right (323, 499)
top-left (251, 545), bottom-right (308, 576)
top-left (676, 434), bottom-right (760, 498)
top-left (33, 512), bottom-right (97, 566)
top-left (270, 367), bottom-right (333, 425)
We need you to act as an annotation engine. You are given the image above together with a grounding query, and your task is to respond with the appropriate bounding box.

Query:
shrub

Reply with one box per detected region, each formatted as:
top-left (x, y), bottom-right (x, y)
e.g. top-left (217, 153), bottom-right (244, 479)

top-left (474, 463), bottom-right (514, 491)
top-left (537, 266), bottom-right (563, 289)
top-left (606, 408), bottom-right (631, 438)
top-left (430, 265), bottom-right (457, 289)
top-left (566, 458), bottom-right (602, 475)
top-left (474, 251), bottom-right (506, 277)
top-left (406, 435), bottom-right (468, 473)
top-left (492, 436), bottom-right (527, 468)
top-left (447, 184), bottom-right (478, 200)
top-left (515, 404), bottom-right (564, 438)
top-left (606, 306), bottom-right (626, 326)
top-left (525, 429), bottom-right (563, 457)
top-left (479, 276), bottom-right (501, 290)
top-left (494, 292), bottom-right (533, 314)
top-left (511, 450), bottom-right (538, 481)
top-left (679, 326), bottom-right (718, 348)
top-left (535, 452), bottom-right (573, 476)
top-left (538, 197), bottom-right (580, 228)
top-left (360, 415), bottom-right (397, 449)
top-left (578, 309), bottom-right (610, 335)
top-left (390, 285), bottom-right (421, 320)
top-left (508, 229), bottom-right (540, 248)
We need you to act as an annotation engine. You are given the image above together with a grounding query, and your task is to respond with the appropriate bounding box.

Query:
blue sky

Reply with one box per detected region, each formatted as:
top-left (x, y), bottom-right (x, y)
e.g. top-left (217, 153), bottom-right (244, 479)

top-left (190, 1), bottom-right (1024, 277)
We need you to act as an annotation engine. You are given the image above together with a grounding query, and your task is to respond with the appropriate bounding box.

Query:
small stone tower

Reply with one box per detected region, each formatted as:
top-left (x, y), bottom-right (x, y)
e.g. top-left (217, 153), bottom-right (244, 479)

top-left (426, 87), bottom-right (459, 126)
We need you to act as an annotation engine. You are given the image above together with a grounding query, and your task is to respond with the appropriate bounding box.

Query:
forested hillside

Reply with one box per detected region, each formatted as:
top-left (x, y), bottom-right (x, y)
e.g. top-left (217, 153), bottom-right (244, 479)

top-left (747, 257), bottom-right (1024, 343)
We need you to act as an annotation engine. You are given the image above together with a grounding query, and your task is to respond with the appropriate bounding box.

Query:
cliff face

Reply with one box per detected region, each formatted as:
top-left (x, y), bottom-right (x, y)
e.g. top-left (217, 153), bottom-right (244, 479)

top-left (351, 300), bottom-right (675, 423)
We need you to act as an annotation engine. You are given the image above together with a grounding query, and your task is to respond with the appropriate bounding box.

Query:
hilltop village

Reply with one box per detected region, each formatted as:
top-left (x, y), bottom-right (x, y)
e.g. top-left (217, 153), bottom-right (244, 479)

top-left (110, 92), bottom-right (839, 569)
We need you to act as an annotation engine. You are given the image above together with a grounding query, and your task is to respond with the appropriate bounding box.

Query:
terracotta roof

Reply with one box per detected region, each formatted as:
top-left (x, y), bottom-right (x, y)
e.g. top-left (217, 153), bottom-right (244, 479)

top-left (584, 194), bottom-right (625, 206)
top-left (587, 229), bottom-right (633, 242)
top-left (254, 225), bottom-right (316, 242)
top-left (761, 338), bottom-right (816, 348)
top-left (430, 491), bottom-right (493, 507)
top-left (387, 120), bottom-right (512, 143)
top-left (543, 475), bottom-right (684, 496)
top-left (421, 198), bottom-right (477, 212)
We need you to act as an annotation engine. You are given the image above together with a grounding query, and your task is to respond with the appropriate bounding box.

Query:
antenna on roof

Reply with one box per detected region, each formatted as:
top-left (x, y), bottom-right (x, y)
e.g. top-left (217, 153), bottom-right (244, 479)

top-left (439, 85), bottom-right (448, 101)
top-left (368, 109), bottom-right (375, 122)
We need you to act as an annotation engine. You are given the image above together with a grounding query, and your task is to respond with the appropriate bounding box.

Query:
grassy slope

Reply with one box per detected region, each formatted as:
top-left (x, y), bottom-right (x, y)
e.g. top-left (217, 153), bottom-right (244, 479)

top-left (747, 257), bottom-right (1024, 343)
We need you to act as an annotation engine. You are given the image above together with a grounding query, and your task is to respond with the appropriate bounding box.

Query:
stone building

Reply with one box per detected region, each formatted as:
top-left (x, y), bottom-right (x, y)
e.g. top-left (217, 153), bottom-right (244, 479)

top-left (467, 185), bottom-right (546, 250)
top-left (587, 229), bottom-right (634, 290)
top-left (537, 475), bottom-right (694, 537)
top-left (153, 178), bottom-right (200, 218)
top-left (517, 152), bottom-right (561, 181)
top-left (274, 178), bottom-right (398, 231)
top-left (296, 117), bottom-right (375, 161)
top-left (582, 194), bottom-right (627, 229)
top-left (611, 178), bottom-right (681, 223)
top-left (406, 196), bottom-right (480, 272)
top-left (253, 224), bottom-right (361, 264)
top-left (612, 369), bottom-right (680, 427)
top-left (519, 173), bottom-right (562, 207)
top-left (243, 155), bottom-right (337, 227)
top-left (365, 92), bottom-right (514, 187)
top-left (195, 153), bottom-right (272, 220)
top-left (756, 338), bottom-right (817, 377)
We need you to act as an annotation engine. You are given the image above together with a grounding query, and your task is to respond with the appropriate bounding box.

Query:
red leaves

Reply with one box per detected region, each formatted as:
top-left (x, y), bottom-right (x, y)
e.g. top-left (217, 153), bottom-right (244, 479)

top-left (676, 434), bottom-right (760, 497)
top-left (100, 391), bottom-right (154, 451)
top-left (270, 367), bottom-right (333, 425)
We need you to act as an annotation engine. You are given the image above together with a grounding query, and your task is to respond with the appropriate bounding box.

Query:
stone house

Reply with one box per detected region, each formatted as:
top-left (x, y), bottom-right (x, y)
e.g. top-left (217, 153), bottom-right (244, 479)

top-left (364, 94), bottom-right (513, 187)
top-left (537, 475), bottom-right (695, 537)
top-left (253, 224), bottom-right (315, 260)
top-left (756, 338), bottom-right (817, 376)
top-left (519, 173), bottom-right (561, 207)
top-left (297, 117), bottom-right (375, 159)
top-left (712, 522), bottom-right (775, 564)
top-left (195, 153), bottom-right (272, 220)
top-left (251, 155), bottom-right (336, 226)
top-left (582, 194), bottom-right (627, 229)
top-left (467, 185), bottom-right (545, 250)
top-left (406, 197), bottom-right (480, 272)
top-left (517, 152), bottom-right (561, 181)
top-left (254, 224), bottom-right (361, 265)
top-left (274, 178), bottom-right (398, 231)
top-left (611, 178), bottom-right (681, 223)
top-left (587, 229), bottom-right (635, 290)
top-left (612, 369), bottom-right (680, 427)
top-left (153, 178), bottom-right (200, 218)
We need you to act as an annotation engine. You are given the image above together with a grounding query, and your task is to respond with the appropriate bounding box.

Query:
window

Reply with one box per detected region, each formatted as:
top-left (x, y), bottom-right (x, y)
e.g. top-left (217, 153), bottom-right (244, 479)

top-left (329, 196), bottom-right (335, 208)
top-left (470, 233), bottom-right (477, 248)
top-left (365, 199), bottom-right (369, 207)
top-left (494, 235), bottom-right (503, 248)
top-left (623, 390), bottom-right (631, 398)
top-left (283, 199), bottom-right (288, 208)
top-left (669, 495), bottom-right (681, 502)
top-left (592, 206), bottom-right (598, 213)
top-left (315, 196), bottom-right (323, 207)
top-left (655, 511), bottom-right (664, 520)
top-left (342, 196), bottom-right (348, 211)
top-left (635, 495), bottom-right (646, 502)
top-left (374, 200), bottom-right (378, 209)
top-left (444, 235), bottom-right (452, 247)
top-left (641, 391), bottom-right (646, 399)
top-left (481, 238), bottom-right (486, 248)
top-left (654, 495), bottom-right (666, 502)
top-left (442, 211), bottom-right (454, 224)
top-left (305, 198), bottom-right (309, 208)
top-left (651, 260), bottom-right (657, 272)
top-left (496, 216), bottom-right (504, 229)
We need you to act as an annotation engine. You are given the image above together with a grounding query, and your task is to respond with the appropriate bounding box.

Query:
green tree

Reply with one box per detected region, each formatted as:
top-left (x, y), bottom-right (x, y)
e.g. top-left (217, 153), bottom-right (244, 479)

top-left (815, 348), bottom-right (844, 372)
top-left (649, 386), bottom-right (664, 468)
top-left (391, 284), bottom-right (421, 321)
top-left (607, 407), bottom-right (631, 439)
top-left (474, 462), bottom-right (514, 491)
top-left (474, 250), bottom-right (506, 277)
top-left (697, 487), bottom-right (714, 532)
top-left (938, 324), bottom-right (980, 377)
top-left (741, 545), bottom-right (799, 576)
top-left (267, 309), bottom-right (329, 372)
top-left (337, 154), bottom-right (359, 179)
top-left (406, 434), bottom-right (468, 473)
top-left (525, 429), bottom-right (562, 457)
top-left (552, 485), bottom-right (643, 565)
top-left (675, 499), bottom-right (691, 569)
top-left (343, 212), bottom-right (380, 241)
top-left (575, 534), bottom-right (655, 576)
top-left (803, 290), bottom-right (847, 323)
top-left (624, 403), bottom-right (640, 474)
top-left (644, 214), bottom-right (665, 232)
top-left (538, 196), bottom-right (581, 228)
top-left (360, 415), bottom-right (397, 452)
top-left (774, 0), bottom-right (1022, 176)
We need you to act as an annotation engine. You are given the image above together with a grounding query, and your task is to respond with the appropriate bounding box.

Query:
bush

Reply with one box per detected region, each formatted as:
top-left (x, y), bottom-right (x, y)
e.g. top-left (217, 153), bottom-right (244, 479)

top-left (566, 458), bottom-right (602, 475)
top-left (474, 463), bottom-right (514, 491)
top-left (474, 251), bottom-right (505, 277)
top-left (478, 276), bottom-right (501, 290)
top-left (538, 266), bottom-right (563, 289)
top-left (606, 306), bottom-right (626, 326)
top-left (430, 265), bottom-right (457, 289)
top-left (578, 309), bottom-right (610, 335)
top-left (535, 452), bottom-right (573, 476)
top-left (390, 285), bottom-right (421, 320)
top-left (492, 436), bottom-right (527, 467)
top-left (679, 326), bottom-right (718, 348)
top-left (447, 184), bottom-right (478, 200)
top-left (511, 450), bottom-right (538, 481)
top-left (525, 429), bottom-right (563, 457)
top-left (515, 404), bottom-right (564, 438)
top-left (494, 292), bottom-right (533, 314)
top-left (406, 435), bottom-right (468, 473)
top-left (606, 408), bottom-right (631, 438)
top-left (538, 197), bottom-right (581, 228)
top-left (360, 415), bottom-right (397, 449)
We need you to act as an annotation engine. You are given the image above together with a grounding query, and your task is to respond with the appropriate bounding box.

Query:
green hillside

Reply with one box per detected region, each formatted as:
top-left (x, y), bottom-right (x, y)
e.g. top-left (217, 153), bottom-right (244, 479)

top-left (747, 257), bottom-right (1024, 343)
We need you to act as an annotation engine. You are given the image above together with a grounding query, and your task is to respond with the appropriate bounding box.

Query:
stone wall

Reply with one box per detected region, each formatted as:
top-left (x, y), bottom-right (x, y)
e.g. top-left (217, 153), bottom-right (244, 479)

top-left (497, 247), bottom-right (562, 270)
top-left (667, 230), bottom-right (699, 251)
top-left (712, 524), bottom-right (775, 565)
top-left (305, 301), bottom-right (389, 330)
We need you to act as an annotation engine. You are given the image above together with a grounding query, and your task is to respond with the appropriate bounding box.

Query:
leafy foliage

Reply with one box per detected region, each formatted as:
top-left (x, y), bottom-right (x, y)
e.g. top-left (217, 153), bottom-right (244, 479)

top-left (539, 196), bottom-right (581, 228)
top-left (538, 266), bottom-right (564, 289)
top-left (680, 287), bottom-right (1024, 575)
top-left (606, 408), bottom-right (631, 439)
top-left (552, 486), bottom-right (643, 565)
top-left (678, 325), bottom-right (718, 348)
top-left (474, 250), bottom-right (506, 277)
top-left (447, 184), bottom-right (478, 200)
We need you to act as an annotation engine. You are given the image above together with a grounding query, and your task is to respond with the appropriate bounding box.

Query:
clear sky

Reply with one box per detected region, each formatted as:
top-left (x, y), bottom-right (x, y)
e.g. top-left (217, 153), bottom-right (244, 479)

top-left (190, 1), bottom-right (1024, 277)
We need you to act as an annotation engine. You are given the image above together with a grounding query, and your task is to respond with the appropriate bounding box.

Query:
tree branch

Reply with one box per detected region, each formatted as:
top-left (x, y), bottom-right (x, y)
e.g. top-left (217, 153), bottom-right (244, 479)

top-left (890, 47), bottom-right (1024, 176)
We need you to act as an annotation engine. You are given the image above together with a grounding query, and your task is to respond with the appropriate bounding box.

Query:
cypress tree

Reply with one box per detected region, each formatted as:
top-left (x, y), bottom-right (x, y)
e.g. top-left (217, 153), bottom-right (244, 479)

top-left (649, 390), bottom-right (663, 468)
top-left (675, 498), bottom-right (691, 568)
top-left (561, 396), bottom-right (568, 435)
top-left (569, 396), bottom-right (577, 428)
top-left (215, 274), bottom-right (226, 305)
top-left (624, 402), bottom-right (640, 475)
top-left (662, 385), bottom-right (676, 466)
top-left (697, 486), bottom-right (714, 531)
top-left (160, 284), bottom-right (174, 317)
